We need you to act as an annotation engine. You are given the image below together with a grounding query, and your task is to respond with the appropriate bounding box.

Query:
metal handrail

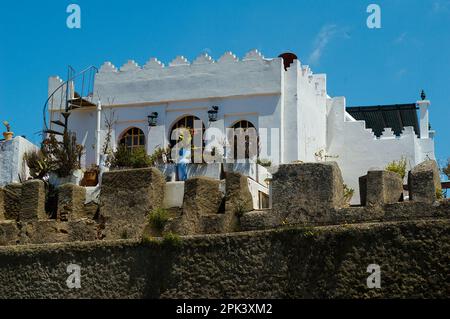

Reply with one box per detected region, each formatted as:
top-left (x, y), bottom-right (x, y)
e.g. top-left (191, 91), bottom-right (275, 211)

top-left (43, 65), bottom-right (98, 132)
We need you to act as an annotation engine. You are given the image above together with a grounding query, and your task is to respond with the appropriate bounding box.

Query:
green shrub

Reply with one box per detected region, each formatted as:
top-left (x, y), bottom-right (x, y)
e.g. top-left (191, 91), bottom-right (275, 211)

top-left (148, 208), bottom-right (170, 231)
top-left (129, 147), bottom-right (153, 168)
top-left (110, 145), bottom-right (152, 169)
top-left (24, 150), bottom-right (52, 179)
top-left (385, 157), bottom-right (407, 179)
top-left (163, 232), bottom-right (182, 247)
top-left (343, 184), bottom-right (354, 206)
top-left (25, 132), bottom-right (83, 179)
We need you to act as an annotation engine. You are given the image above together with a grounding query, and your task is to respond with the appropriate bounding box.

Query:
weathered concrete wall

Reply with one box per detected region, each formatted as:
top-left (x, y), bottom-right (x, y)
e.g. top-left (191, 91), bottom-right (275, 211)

top-left (0, 218), bottom-right (449, 299)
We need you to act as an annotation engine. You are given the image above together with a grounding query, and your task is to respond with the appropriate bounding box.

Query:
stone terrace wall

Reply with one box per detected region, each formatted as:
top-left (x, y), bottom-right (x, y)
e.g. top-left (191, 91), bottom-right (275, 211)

top-left (0, 218), bottom-right (449, 299)
top-left (0, 180), bottom-right (99, 246)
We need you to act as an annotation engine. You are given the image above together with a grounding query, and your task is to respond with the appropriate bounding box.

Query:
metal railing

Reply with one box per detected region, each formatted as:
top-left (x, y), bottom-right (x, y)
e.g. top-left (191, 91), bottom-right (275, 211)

top-left (42, 65), bottom-right (98, 133)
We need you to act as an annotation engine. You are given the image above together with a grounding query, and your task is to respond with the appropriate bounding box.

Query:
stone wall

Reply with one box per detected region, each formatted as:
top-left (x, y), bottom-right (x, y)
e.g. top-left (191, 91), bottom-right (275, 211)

top-left (0, 160), bottom-right (449, 298)
top-left (0, 218), bottom-right (449, 299)
top-left (0, 180), bottom-right (99, 246)
top-left (1, 160), bottom-right (447, 246)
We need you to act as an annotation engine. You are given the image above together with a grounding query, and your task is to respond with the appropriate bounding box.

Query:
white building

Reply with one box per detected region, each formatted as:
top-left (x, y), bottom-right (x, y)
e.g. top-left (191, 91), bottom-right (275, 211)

top-left (0, 136), bottom-right (38, 187)
top-left (46, 50), bottom-right (436, 204)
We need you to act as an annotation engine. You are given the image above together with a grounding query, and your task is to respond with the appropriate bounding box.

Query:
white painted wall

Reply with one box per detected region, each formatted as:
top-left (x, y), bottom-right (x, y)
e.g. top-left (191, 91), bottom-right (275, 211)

top-left (53, 50), bottom-right (288, 168)
top-left (0, 136), bottom-right (38, 186)
top-left (94, 51), bottom-right (282, 105)
top-left (326, 96), bottom-right (436, 204)
top-left (297, 65), bottom-right (327, 162)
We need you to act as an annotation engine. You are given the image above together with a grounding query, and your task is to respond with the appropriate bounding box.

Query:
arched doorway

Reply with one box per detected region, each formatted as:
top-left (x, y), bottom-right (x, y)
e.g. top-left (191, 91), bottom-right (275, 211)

top-left (170, 116), bottom-right (205, 163)
top-left (231, 120), bottom-right (258, 161)
top-left (119, 127), bottom-right (146, 151)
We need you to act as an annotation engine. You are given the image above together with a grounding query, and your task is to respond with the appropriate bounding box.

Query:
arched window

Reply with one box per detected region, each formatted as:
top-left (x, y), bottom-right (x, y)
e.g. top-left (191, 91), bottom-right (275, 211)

top-left (119, 127), bottom-right (145, 150)
top-left (231, 120), bottom-right (258, 160)
top-left (170, 116), bottom-right (205, 162)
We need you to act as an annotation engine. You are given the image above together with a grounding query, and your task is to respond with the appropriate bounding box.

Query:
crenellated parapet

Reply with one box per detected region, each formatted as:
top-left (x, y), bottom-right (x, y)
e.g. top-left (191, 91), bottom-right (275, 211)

top-left (93, 49), bottom-right (283, 105)
top-left (97, 49), bottom-right (267, 75)
top-left (48, 49), bottom-right (328, 104)
top-left (377, 126), bottom-right (417, 140)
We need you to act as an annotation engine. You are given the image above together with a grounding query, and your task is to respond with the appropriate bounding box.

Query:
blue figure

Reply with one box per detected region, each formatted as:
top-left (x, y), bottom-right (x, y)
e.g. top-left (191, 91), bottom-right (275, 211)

top-left (177, 147), bottom-right (191, 181)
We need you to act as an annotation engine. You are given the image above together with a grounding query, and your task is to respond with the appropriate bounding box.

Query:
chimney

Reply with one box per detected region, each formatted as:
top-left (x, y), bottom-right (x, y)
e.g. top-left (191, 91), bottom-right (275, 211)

top-left (417, 91), bottom-right (430, 139)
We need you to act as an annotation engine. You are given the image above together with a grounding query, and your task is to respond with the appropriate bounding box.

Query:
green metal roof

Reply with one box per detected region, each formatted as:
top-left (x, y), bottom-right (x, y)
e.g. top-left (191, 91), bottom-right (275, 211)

top-left (346, 103), bottom-right (420, 138)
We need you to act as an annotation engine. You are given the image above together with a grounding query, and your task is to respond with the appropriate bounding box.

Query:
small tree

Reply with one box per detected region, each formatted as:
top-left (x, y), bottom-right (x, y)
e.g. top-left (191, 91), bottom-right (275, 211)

top-left (44, 132), bottom-right (84, 178)
top-left (102, 109), bottom-right (116, 155)
top-left (24, 132), bottom-right (84, 179)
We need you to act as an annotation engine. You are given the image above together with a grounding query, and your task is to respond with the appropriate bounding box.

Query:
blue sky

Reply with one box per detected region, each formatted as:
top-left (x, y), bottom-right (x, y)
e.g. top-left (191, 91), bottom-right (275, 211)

top-left (0, 0), bottom-right (449, 162)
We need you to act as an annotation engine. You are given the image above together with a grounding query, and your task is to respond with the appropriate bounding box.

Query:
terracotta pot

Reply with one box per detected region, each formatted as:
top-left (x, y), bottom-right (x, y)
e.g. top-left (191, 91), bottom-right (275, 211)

top-left (3, 131), bottom-right (14, 141)
top-left (84, 171), bottom-right (98, 187)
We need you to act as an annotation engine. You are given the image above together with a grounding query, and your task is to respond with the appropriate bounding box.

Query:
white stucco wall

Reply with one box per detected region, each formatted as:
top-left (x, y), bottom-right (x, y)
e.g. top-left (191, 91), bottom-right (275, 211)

top-left (281, 61), bottom-right (327, 163)
top-left (326, 96), bottom-right (436, 204)
top-left (0, 136), bottom-right (38, 186)
top-left (62, 93), bottom-right (283, 168)
top-left (297, 65), bottom-right (327, 162)
top-left (94, 51), bottom-right (282, 105)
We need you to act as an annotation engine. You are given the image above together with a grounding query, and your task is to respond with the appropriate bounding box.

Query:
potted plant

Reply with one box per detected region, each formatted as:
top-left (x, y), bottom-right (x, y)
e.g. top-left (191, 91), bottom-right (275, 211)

top-left (2, 121), bottom-right (14, 141)
top-left (44, 132), bottom-right (85, 186)
top-left (83, 164), bottom-right (99, 186)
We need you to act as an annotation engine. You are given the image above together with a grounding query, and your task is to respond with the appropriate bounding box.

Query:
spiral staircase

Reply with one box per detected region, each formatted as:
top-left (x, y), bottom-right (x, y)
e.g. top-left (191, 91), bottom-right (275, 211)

top-left (43, 65), bottom-right (98, 136)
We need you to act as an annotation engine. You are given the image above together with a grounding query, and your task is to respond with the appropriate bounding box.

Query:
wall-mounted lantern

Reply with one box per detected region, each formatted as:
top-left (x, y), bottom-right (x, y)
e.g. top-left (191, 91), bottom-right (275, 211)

top-left (208, 106), bottom-right (219, 122)
top-left (147, 112), bottom-right (159, 127)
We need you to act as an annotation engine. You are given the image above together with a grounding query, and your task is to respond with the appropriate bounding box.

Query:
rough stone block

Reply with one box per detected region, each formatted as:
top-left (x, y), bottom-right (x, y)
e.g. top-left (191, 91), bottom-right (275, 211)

top-left (3, 184), bottom-right (22, 220)
top-left (0, 221), bottom-right (19, 246)
top-left (225, 172), bottom-right (253, 215)
top-left (16, 219), bottom-right (98, 245)
top-left (20, 180), bottom-right (47, 221)
top-left (183, 177), bottom-right (224, 216)
top-left (68, 219), bottom-right (98, 242)
top-left (0, 188), bottom-right (5, 220)
top-left (408, 160), bottom-right (441, 204)
top-left (83, 202), bottom-right (99, 220)
top-left (173, 177), bottom-right (224, 235)
top-left (271, 162), bottom-right (344, 224)
top-left (199, 215), bottom-right (227, 234)
top-left (359, 171), bottom-right (403, 207)
top-left (19, 221), bottom-right (69, 245)
top-left (240, 210), bottom-right (280, 231)
top-left (57, 184), bottom-right (87, 221)
top-left (99, 168), bottom-right (166, 239)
